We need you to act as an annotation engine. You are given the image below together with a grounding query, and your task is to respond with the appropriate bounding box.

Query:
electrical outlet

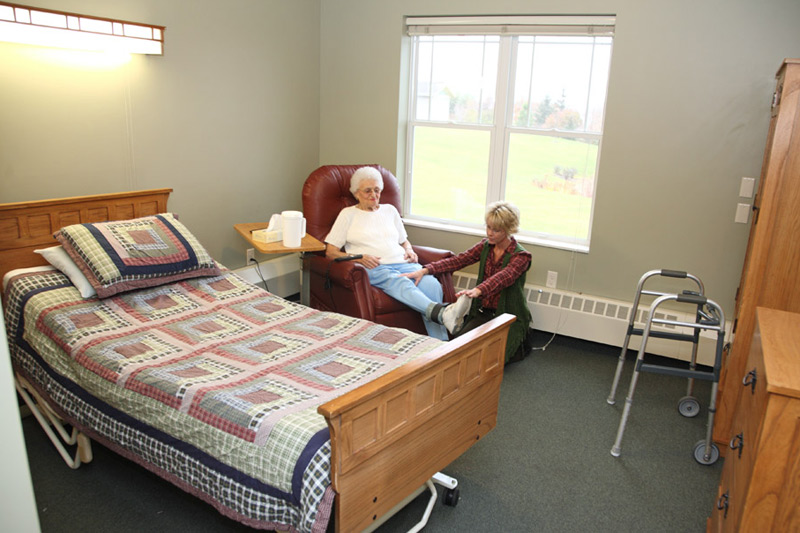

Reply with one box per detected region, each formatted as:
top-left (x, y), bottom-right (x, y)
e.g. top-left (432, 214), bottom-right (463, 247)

top-left (546, 270), bottom-right (558, 288)
top-left (246, 248), bottom-right (255, 264)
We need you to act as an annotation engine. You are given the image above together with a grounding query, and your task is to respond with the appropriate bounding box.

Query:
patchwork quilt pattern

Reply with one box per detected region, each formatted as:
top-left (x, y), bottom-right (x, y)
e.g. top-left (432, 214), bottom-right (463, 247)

top-left (4, 269), bottom-right (442, 533)
top-left (54, 213), bottom-right (221, 298)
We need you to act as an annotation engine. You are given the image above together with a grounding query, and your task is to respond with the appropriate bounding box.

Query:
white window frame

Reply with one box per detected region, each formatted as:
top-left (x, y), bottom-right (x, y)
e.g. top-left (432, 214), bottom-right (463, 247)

top-left (402, 15), bottom-right (615, 253)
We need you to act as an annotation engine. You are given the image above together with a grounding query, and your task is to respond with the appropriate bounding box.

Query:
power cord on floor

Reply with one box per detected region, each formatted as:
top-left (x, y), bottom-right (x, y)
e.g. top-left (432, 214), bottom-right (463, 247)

top-left (531, 330), bottom-right (557, 352)
top-left (250, 257), bottom-right (269, 292)
top-left (520, 288), bottom-right (556, 352)
top-left (528, 246), bottom-right (579, 352)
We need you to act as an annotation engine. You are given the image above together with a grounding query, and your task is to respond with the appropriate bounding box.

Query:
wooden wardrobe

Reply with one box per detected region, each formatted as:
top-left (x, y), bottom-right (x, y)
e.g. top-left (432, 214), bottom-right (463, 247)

top-left (708, 308), bottom-right (800, 531)
top-left (714, 57), bottom-right (800, 444)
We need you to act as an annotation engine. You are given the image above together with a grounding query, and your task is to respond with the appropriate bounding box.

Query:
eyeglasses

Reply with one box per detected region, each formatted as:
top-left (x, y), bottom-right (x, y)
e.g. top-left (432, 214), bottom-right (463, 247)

top-left (359, 187), bottom-right (382, 195)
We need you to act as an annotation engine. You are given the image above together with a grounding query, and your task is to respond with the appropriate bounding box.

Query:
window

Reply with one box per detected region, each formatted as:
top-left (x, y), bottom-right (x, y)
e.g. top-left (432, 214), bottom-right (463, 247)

top-left (403, 16), bottom-right (614, 251)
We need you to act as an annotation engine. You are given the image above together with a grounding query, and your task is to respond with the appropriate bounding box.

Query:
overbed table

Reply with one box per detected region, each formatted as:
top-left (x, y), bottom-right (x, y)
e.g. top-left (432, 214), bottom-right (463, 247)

top-left (234, 222), bottom-right (325, 306)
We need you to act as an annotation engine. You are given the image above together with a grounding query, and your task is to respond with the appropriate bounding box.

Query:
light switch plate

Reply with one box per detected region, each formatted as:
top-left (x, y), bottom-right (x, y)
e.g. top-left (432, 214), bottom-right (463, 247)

top-left (735, 203), bottom-right (751, 224)
top-left (739, 177), bottom-right (755, 198)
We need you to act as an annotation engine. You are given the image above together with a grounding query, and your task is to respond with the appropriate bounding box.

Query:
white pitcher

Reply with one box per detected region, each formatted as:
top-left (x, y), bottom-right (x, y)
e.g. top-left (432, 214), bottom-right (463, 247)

top-left (281, 210), bottom-right (306, 248)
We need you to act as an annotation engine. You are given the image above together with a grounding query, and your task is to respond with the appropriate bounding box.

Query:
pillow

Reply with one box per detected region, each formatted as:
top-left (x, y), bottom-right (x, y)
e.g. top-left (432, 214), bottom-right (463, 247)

top-left (54, 213), bottom-right (221, 298)
top-left (34, 245), bottom-right (97, 298)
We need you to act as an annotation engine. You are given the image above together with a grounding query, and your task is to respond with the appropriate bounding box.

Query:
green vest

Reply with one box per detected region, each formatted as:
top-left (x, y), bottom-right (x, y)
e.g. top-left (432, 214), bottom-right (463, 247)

top-left (470, 241), bottom-right (532, 363)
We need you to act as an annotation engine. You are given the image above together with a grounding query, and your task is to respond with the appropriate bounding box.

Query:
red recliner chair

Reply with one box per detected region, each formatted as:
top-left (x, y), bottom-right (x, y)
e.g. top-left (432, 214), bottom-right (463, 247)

top-left (302, 164), bottom-right (456, 334)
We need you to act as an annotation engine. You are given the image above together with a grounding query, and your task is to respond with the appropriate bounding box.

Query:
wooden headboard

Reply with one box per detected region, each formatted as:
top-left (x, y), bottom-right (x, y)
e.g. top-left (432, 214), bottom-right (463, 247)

top-left (0, 189), bottom-right (172, 284)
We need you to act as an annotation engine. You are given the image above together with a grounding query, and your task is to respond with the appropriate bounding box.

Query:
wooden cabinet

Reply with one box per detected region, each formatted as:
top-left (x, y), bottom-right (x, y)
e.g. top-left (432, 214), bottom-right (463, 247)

top-left (708, 308), bottom-right (800, 532)
top-left (714, 58), bottom-right (800, 444)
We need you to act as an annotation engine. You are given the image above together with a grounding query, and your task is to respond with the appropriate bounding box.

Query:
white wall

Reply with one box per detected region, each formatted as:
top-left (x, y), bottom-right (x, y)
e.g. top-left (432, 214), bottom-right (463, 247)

top-left (0, 307), bottom-right (40, 532)
top-left (318, 0), bottom-right (800, 316)
top-left (0, 0), bottom-right (322, 270)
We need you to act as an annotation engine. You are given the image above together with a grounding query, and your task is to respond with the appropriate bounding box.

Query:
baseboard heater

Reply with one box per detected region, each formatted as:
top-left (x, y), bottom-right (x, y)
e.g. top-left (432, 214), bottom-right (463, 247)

top-left (452, 273), bottom-right (730, 367)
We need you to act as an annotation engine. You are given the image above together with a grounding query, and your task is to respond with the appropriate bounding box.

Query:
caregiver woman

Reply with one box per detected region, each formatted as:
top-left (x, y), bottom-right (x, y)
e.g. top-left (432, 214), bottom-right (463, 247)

top-left (402, 201), bottom-right (533, 364)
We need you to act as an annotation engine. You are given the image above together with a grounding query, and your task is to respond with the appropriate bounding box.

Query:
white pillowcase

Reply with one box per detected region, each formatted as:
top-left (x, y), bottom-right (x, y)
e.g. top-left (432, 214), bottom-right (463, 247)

top-left (34, 245), bottom-right (97, 298)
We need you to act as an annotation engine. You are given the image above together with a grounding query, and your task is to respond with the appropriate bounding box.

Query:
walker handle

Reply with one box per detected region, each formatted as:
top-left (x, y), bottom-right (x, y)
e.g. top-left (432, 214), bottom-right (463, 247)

top-left (660, 269), bottom-right (688, 278)
top-left (676, 293), bottom-right (706, 305)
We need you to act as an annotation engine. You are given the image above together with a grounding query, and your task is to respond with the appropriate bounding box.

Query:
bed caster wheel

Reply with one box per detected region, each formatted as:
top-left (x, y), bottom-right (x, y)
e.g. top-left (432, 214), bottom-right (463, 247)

top-left (442, 487), bottom-right (459, 507)
top-left (693, 440), bottom-right (719, 465)
top-left (678, 396), bottom-right (700, 418)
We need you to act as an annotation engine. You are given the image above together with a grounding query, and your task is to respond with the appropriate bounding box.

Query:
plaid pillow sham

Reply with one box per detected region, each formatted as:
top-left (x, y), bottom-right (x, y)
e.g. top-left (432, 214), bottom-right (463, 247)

top-left (55, 213), bottom-right (220, 298)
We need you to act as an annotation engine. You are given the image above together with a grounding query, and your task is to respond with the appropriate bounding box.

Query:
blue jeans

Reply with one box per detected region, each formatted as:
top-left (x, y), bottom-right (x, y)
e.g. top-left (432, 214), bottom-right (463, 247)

top-left (366, 263), bottom-right (448, 340)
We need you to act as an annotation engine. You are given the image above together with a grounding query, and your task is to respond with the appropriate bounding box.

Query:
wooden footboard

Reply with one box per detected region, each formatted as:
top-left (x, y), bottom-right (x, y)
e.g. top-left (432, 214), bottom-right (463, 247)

top-left (319, 313), bottom-right (514, 533)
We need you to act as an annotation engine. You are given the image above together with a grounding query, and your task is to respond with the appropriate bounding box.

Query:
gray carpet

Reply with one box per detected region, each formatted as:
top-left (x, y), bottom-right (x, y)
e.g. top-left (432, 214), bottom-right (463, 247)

top-left (22, 334), bottom-right (722, 532)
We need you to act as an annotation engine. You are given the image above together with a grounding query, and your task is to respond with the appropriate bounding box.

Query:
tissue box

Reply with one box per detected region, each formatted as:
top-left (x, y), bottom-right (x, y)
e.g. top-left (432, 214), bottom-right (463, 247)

top-left (252, 228), bottom-right (282, 244)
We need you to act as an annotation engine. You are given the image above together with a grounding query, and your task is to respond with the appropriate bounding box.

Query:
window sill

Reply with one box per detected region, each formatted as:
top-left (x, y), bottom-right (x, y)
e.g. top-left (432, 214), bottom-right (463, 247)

top-left (402, 217), bottom-right (589, 254)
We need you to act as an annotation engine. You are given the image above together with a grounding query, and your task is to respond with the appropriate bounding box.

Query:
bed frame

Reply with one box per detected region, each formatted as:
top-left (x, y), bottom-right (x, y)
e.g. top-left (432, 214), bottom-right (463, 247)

top-left (0, 189), bottom-right (513, 533)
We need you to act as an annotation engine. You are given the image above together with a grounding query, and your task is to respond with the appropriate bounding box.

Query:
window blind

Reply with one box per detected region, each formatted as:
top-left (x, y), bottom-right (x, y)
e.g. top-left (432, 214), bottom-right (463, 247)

top-left (405, 15), bottom-right (615, 36)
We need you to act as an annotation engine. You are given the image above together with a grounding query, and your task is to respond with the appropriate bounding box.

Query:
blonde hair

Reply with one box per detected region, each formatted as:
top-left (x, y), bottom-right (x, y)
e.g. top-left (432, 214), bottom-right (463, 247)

top-left (350, 166), bottom-right (384, 196)
top-left (485, 201), bottom-right (521, 235)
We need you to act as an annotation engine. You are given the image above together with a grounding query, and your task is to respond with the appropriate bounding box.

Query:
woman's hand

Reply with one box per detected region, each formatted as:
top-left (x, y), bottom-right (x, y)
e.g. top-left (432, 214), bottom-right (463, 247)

top-left (326, 244), bottom-right (381, 269)
top-left (399, 267), bottom-right (427, 285)
top-left (357, 254), bottom-right (381, 269)
top-left (457, 287), bottom-right (482, 299)
top-left (400, 241), bottom-right (418, 264)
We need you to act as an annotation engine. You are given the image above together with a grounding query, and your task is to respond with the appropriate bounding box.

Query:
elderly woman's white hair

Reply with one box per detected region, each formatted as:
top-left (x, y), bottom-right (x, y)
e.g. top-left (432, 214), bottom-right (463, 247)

top-left (350, 166), bottom-right (384, 196)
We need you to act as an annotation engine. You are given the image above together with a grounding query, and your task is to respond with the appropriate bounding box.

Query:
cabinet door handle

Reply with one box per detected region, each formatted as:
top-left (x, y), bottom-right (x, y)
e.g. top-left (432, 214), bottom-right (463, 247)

top-left (729, 432), bottom-right (744, 459)
top-left (717, 491), bottom-right (729, 518)
top-left (742, 368), bottom-right (757, 394)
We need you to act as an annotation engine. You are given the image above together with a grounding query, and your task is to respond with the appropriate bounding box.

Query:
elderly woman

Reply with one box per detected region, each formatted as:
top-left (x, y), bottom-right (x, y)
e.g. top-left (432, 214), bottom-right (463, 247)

top-left (402, 201), bottom-right (533, 364)
top-left (324, 166), bottom-right (471, 341)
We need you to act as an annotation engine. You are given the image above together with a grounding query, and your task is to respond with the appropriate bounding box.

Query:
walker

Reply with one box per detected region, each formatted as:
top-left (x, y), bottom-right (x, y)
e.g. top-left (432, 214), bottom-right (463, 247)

top-left (606, 269), bottom-right (726, 465)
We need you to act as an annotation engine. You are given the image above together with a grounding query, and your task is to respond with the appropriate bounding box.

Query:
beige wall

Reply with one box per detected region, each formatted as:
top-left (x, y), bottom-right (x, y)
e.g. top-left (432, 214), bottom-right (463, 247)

top-left (0, 0), bottom-right (321, 270)
top-left (2, 0), bottom-right (800, 315)
top-left (319, 0), bottom-right (800, 315)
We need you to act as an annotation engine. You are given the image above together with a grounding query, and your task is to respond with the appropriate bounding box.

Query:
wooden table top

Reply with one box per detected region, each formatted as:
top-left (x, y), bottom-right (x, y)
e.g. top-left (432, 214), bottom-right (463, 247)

top-left (234, 222), bottom-right (326, 254)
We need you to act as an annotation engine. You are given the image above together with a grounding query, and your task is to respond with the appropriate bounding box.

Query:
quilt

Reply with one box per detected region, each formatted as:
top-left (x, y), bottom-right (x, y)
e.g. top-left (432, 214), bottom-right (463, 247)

top-left (4, 268), bottom-right (442, 532)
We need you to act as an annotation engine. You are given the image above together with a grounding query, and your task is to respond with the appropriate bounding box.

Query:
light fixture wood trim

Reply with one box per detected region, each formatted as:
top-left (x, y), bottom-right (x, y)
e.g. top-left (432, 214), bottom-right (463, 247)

top-left (0, 2), bottom-right (165, 55)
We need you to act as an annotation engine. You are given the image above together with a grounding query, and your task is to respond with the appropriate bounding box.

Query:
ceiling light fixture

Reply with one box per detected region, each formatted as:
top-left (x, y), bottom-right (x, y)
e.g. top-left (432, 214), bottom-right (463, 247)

top-left (0, 2), bottom-right (164, 55)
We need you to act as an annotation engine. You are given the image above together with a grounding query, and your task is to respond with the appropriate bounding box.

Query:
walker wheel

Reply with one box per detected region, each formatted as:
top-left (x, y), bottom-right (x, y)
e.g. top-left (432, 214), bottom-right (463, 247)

top-left (678, 396), bottom-right (700, 418)
top-left (442, 487), bottom-right (460, 507)
top-left (693, 440), bottom-right (719, 465)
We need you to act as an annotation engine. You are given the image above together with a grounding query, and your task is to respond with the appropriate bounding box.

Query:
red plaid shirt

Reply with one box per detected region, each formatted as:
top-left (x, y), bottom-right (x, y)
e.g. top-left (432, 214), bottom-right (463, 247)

top-left (425, 238), bottom-right (531, 310)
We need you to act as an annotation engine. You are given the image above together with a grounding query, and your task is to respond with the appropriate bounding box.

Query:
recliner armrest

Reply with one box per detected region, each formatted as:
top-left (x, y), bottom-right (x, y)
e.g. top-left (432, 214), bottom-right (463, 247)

top-left (308, 255), bottom-right (369, 289)
top-left (413, 245), bottom-right (454, 266)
